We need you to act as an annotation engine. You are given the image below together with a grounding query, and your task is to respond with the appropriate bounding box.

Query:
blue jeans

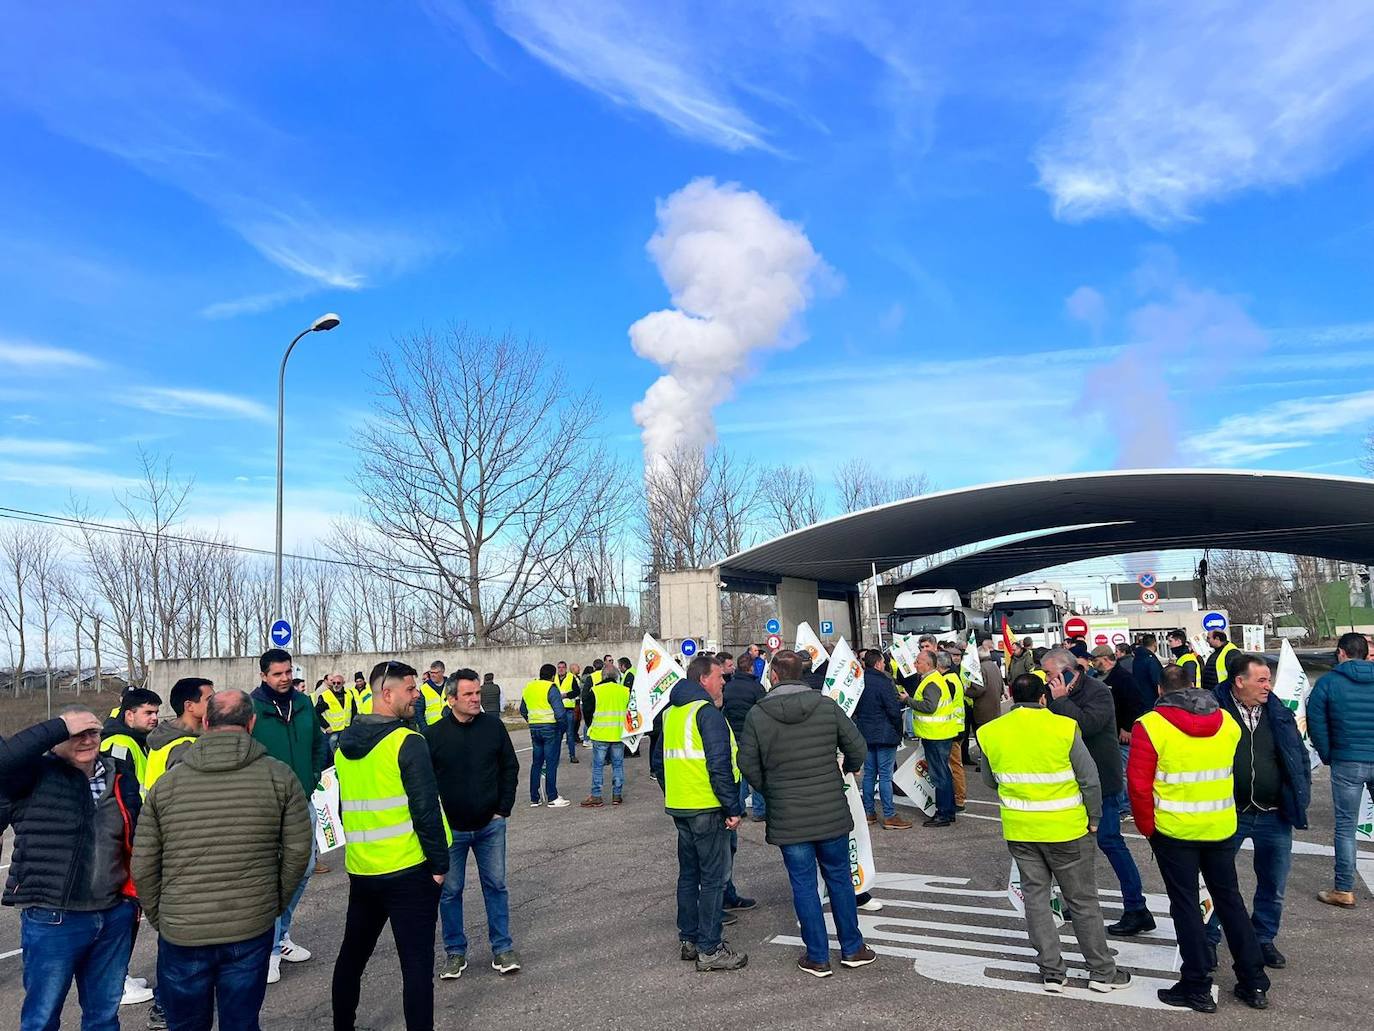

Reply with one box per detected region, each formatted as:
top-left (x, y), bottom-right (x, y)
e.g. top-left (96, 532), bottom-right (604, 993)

top-left (1097, 791), bottom-right (1146, 910)
top-left (529, 725), bottom-right (560, 803)
top-left (1332, 760), bottom-right (1374, 892)
top-left (562, 711), bottom-right (579, 758)
top-left (780, 835), bottom-right (865, 964)
top-left (157, 927), bottom-right (273, 1031)
top-left (591, 741), bottom-right (624, 797)
top-left (739, 777), bottom-right (766, 818)
top-left (922, 737), bottom-right (955, 818)
top-left (673, 812), bottom-right (729, 952)
top-left (862, 745), bottom-right (897, 819)
top-left (20, 898), bottom-right (136, 1031)
top-left (1206, 809), bottom-right (1293, 945)
top-left (275, 803), bottom-right (316, 955)
top-left (440, 817), bottom-right (513, 957)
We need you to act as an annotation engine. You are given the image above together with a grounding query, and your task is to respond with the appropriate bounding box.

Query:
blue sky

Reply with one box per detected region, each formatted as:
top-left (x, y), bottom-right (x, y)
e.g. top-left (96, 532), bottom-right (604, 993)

top-left (2, 0), bottom-right (1373, 580)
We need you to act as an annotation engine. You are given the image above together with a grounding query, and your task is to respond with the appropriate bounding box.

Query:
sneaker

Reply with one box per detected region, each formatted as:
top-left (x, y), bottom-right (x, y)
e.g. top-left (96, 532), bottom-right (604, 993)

top-left (1042, 975), bottom-right (1066, 994)
top-left (880, 815), bottom-right (913, 830)
top-left (748, 814), bottom-right (766, 823)
top-left (580, 796), bottom-right (604, 808)
top-left (569, 756), bottom-right (580, 764)
top-left (840, 945), bottom-right (877, 968)
top-left (266, 954), bottom-right (282, 985)
top-left (695, 944), bottom-right (748, 972)
top-left (279, 936), bottom-right (311, 963)
top-left (529, 799), bottom-right (542, 808)
top-left (922, 815), bottom-right (954, 828)
top-left (724, 896), bottom-right (757, 911)
top-left (128, 977), bottom-right (149, 989)
top-left (1157, 986), bottom-right (1217, 1013)
top-left (121, 978), bottom-right (154, 1006)
top-left (147, 1003), bottom-right (168, 1030)
top-left (1090, 969), bottom-right (1133, 993)
top-left (954, 804), bottom-right (967, 813)
top-left (857, 898), bottom-right (884, 912)
top-left (721, 911), bottom-right (738, 926)
top-left (1260, 942), bottom-right (1286, 969)
top-left (679, 941), bottom-right (698, 961)
top-left (439, 954), bottom-right (468, 979)
top-left (1317, 888), bottom-right (1356, 908)
top-left (612, 794), bottom-right (624, 805)
top-left (492, 950), bottom-right (521, 975)
top-left (1233, 985), bottom-right (1268, 1010)
top-left (1106, 908), bottom-right (1156, 936)
top-left (797, 956), bottom-right (833, 977)
top-left (547, 797), bottom-right (571, 809)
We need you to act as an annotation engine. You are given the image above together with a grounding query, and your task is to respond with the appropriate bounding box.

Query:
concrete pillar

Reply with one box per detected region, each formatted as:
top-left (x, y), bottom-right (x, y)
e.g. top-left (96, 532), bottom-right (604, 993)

top-left (776, 577), bottom-right (820, 645)
top-left (658, 567), bottom-right (722, 645)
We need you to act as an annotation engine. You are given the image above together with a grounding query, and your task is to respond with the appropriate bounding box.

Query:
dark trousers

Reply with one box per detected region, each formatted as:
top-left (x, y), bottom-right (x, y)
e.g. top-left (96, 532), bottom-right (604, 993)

top-left (922, 737), bottom-right (956, 818)
top-left (1150, 832), bottom-right (1270, 995)
top-left (673, 812), bottom-right (730, 953)
top-left (157, 928), bottom-right (273, 1031)
top-left (332, 866), bottom-right (441, 1031)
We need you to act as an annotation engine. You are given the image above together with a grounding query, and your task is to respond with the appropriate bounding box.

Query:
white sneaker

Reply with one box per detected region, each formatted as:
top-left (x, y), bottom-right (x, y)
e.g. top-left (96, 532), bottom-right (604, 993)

top-left (267, 954), bottom-right (282, 984)
top-left (547, 797), bottom-right (571, 809)
top-left (279, 936), bottom-right (312, 963)
top-left (120, 978), bottom-right (154, 1005)
top-left (858, 898), bottom-right (884, 912)
top-left (127, 976), bottom-right (149, 988)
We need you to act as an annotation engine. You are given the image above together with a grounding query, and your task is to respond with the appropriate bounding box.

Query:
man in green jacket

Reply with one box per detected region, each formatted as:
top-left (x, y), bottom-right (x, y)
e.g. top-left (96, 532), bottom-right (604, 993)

top-left (251, 647), bottom-right (327, 983)
top-left (133, 689), bottom-right (311, 1030)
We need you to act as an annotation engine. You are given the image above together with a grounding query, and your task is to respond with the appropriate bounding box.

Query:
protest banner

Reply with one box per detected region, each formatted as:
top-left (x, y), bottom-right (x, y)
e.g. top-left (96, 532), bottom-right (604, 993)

top-left (1272, 638), bottom-right (1321, 770)
top-left (890, 633), bottom-right (921, 679)
top-left (961, 630), bottom-right (983, 687)
top-left (312, 766), bottom-right (346, 854)
top-left (623, 632), bottom-right (686, 751)
top-left (1007, 859), bottom-right (1065, 927)
top-left (831, 767), bottom-right (876, 896)
top-left (892, 744), bottom-right (937, 817)
top-left (1359, 787), bottom-right (1374, 844)
top-left (822, 637), bottom-right (864, 718)
top-left (795, 621), bottom-right (831, 670)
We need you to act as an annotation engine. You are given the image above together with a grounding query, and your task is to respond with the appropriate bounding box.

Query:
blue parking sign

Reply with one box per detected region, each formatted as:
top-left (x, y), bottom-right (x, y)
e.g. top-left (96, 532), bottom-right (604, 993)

top-left (820, 620), bottom-right (834, 635)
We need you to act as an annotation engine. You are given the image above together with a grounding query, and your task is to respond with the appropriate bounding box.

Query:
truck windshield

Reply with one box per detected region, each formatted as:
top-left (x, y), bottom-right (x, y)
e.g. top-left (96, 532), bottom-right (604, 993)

top-left (991, 603), bottom-right (1057, 634)
top-left (890, 608), bottom-right (954, 635)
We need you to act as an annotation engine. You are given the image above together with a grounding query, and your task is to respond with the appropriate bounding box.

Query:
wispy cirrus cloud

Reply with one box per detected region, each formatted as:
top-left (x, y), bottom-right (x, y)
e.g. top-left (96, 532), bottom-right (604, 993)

top-left (0, 437), bottom-right (104, 458)
top-left (0, 339), bottom-right (103, 370)
top-left (124, 388), bottom-right (272, 424)
top-left (1035, 0), bottom-right (1374, 224)
top-left (1185, 389), bottom-right (1374, 465)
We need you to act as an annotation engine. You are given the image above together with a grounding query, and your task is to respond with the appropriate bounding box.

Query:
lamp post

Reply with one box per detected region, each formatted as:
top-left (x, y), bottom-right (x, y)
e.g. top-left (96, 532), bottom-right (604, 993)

top-left (274, 313), bottom-right (340, 626)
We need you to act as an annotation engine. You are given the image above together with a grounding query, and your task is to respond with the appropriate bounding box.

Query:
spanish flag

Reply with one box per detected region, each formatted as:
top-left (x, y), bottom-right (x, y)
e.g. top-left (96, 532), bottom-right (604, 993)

top-left (1001, 617), bottom-right (1016, 657)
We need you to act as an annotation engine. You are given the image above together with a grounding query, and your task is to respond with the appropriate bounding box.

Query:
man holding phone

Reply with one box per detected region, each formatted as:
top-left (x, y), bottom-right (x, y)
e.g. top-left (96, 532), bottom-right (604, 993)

top-left (1042, 649), bottom-right (1155, 936)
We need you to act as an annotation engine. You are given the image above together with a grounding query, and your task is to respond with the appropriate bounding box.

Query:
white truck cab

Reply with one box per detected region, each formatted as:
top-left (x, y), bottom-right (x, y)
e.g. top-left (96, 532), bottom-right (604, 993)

top-left (888, 588), bottom-right (986, 639)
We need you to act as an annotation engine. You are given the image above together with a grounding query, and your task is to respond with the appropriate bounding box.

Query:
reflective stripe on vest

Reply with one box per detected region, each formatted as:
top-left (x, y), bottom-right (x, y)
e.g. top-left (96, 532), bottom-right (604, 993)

top-left (1139, 708), bottom-right (1241, 841)
top-left (317, 688), bottom-right (355, 733)
top-left (976, 706), bottom-right (1088, 842)
top-left (143, 734), bottom-right (195, 791)
top-left (663, 700), bottom-right (737, 810)
top-left (337, 727), bottom-right (429, 875)
top-left (913, 672), bottom-right (963, 740)
top-left (522, 680), bottom-right (557, 725)
top-left (419, 681), bottom-right (445, 726)
top-left (100, 733), bottom-right (148, 788)
top-left (589, 681), bottom-right (630, 742)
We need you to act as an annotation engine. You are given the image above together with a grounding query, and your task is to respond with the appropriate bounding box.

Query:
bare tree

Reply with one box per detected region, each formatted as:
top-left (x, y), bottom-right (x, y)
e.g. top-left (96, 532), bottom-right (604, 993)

top-left (642, 445), bottom-right (760, 571)
top-left (0, 524), bottom-right (45, 694)
top-left (339, 327), bottom-right (621, 644)
top-left (1205, 549), bottom-right (1286, 628)
top-left (834, 458), bottom-right (931, 513)
top-left (758, 463), bottom-right (823, 536)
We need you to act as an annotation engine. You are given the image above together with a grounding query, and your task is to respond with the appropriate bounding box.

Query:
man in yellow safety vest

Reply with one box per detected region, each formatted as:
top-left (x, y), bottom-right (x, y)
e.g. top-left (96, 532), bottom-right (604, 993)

top-left (350, 671), bottom-right (371, 715)
top-left (1128, 665), bottom-right (1271, 1012)
top-left (580, 667), bottom-right (629, 807)
top-left (905, 650), bottom-right (961, 827)
top-left (1167, 630), bottom-right (1202, 689)
top-left (415, 661), bottom-right (447, 728)
top-left (554, 661), bottom-right (581, 763)
top-left (1201, 630), bottom-right (1238, 695)
top-left (978, 672), bottom-right (1131, 994)
top-left (314, 672), bottom-right (356, 754)
top-left (520, 663), bottom-right (569, 808)
top-left (331, 660), bottom-right (451, 1031)
top-left (100, 687), bottom-right (161, 790)
top-left (144, 677), bottom-right (214, 791)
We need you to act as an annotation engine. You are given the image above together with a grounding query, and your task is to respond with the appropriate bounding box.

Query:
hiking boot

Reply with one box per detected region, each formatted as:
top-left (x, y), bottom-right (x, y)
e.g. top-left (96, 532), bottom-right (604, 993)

top-left (797, 956), bottom-right (833, 978)
top-left (439, 954), bottom-right (468, 979)
top-left (1090, 969), bottom-right (1133, 993)
top-left (1318, 888), bottom-right (1356, 908)
top-left (492, 950), bottom-right (521, 975)
top-left (841, 945), bottom-right (877, 968)
top-left (880, 814), bottom-right (913, 830)
top-left (695, 944), bottom-right (748, 972)
top-left (580, 796), bottom-right (604, 808)
top-left (679, 941), bottom-right (698, 961)
top-left (1107, 908), bottom-right (1156, 936)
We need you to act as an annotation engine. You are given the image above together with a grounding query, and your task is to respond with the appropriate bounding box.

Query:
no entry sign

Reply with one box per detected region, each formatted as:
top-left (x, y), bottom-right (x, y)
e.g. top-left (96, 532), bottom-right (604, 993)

top-left (1064, 616), bottom-right (1088, 638)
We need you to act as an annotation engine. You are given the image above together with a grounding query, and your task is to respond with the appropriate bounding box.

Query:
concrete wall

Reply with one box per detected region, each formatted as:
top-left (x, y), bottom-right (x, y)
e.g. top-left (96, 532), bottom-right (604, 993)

top-left (149, 640), bottom-right (644, 711)
top-left (659, 567), bottom-right (722, 645)
top-left (776, 577), bottom-right (820, 645)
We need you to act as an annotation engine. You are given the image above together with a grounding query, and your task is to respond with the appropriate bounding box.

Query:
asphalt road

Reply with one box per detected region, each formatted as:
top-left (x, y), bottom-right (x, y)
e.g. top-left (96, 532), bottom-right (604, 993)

top-left (1, 726), bottom-right (1371, 1030)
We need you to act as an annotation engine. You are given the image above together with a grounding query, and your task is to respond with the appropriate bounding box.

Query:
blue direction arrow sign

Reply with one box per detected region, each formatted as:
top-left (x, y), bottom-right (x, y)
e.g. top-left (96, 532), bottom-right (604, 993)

top-left (680, 638), bottom-right (697, 658)
top-left (820, 620), bottom-right (834, 635)
top-left (270, 619), bottom-right (293, 647)
top-left (765, 618), bottom-right (781, 635)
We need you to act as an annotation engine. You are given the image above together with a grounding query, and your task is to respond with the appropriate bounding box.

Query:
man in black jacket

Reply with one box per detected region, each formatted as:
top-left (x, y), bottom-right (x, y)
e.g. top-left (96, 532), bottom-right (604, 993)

top-left (1206, 655), bottom-right (1310, 971)
top-left (2, 707), bottom-right (142, 1031)
top-left (852, 650), bottom-right (909, 830)
top-left (428, 669), bottom-right (521, 980)
top-left (722, 652), bottom-right (767, 821)
top-left (1045, 649), bottom-right (1153, 936)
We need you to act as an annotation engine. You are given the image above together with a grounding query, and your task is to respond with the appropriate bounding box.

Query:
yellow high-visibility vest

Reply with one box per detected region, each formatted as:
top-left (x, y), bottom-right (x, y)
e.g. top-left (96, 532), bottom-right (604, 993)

top-left (143, 734), bottom-right (196, 791)
top-left (522, 680), bottom-right (557, 725)
top-left (912, 671), bottom-right (963, 740)
top-left (316, 688), bottom-right (355, 733)
top-left (352, 684), bottom-right (373, 716)
top-left (1176, 652), bottom-right (1201, 689)
top-left (589, 681), bottom-right (630, 742)
top-left (100, 733), bottom-right (148, 788)
top-left (418, 680), bottom-right (445, 726)
top-left (556, 673), bottom-right (577, 701)
top-left (337, 726), bottom-right (442, 876)
top-left (1139, 709), bottom-right (1241, 841)
top-left (977, 707), bottom-right (1087, 842)
top-left (663, 700), bottom-right (737, 810)
top-left (1209, 643), bottom-right (1238, 687)
top-left (1032, 669), bottom-right (1049, 684)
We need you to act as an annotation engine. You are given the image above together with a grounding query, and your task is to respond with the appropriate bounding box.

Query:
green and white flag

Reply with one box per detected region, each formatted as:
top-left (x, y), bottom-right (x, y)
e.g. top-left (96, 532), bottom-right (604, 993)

top-left (822, 636), bottom-right (864, 718)
top-left (795, 621), bottom-right (831, 670)
top-left (890, 633), bottom-right (921, 679)
top-left (1272, 638), bottom-right (1320, 771)
top-left (961, 630), bottom-right (983, 687)
top-left (622, 632), bottom-right (685, 751)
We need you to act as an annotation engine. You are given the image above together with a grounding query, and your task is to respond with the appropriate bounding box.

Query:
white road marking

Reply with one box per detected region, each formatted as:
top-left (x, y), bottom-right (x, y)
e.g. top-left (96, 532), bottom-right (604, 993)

top-left (1, 948), bottom-right (21, 961)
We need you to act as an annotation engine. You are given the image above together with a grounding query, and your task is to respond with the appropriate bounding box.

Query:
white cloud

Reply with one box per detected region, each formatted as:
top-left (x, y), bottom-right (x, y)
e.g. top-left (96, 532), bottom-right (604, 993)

top-left (0, 461), bottom-right (139, 493)
top-left (200, 286), bottom-right (321, 321)
top-left (0, 437), bottom-right (103, 458)
top-left (0, 339), bottom-right (102, 370)
top-left (125, 388), bottom-right (273, 423)
top-left (1185, 389), bottom-right (1374, 465)
top-left (1064, 286), bottom-right (1107, 335)
top-left (1035, 0), bottom-right (1374, 223)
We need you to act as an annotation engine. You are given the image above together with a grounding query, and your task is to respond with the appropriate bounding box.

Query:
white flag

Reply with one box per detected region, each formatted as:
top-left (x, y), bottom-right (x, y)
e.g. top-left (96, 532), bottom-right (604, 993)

top-left (622, 632), bottom-right (687, 750)
top-left (1359, 787), bottom-right (1374, 844)
top-left (890, 633), bottom-right (921, 679)
top-left (827, 766), bottom-right (876, 896)
top-left (1007, 859), bottom-right (1064, 927)
top-left (822, 637), bottom-right (865, 719)
top-left (892, 744), bottom-right (937, 816)
top-left (1272, 638), bottom-right (1320, 771)
top-left (961, 631), bottom-right (984, 688)
top-left (312, 766), bottom-right (347, 853)
top-left (795, 621), bottom-right (831, 670)
top-left (1172, 876), bottom-right (1215, 971)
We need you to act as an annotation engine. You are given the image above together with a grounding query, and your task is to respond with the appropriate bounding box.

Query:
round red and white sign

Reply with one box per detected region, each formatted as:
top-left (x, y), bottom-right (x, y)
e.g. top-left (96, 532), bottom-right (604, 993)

top-left (1064, 616), bottom-right (1088, 638)
top-left (766, 633), bottom-right (782, 651)
top-left (1140, 587), bottom-right (1160, 605)
top-left (1094, 633), bottom-right (1108, 646)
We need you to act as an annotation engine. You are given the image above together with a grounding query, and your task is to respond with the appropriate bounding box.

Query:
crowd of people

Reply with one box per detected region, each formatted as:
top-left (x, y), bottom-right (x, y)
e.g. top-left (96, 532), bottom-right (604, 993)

top-left (0, 627), bottom-right (1370, 1028)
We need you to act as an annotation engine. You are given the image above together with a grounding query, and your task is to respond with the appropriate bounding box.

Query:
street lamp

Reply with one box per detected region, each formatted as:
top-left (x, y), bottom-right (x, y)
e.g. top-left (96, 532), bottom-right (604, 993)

top-left (274, 313), bottom-right (341, 626)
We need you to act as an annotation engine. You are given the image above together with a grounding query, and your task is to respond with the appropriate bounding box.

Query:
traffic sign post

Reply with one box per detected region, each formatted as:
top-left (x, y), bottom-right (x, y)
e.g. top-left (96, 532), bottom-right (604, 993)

top-left (1064, 616), bottom-right (1088, 639)
top-left (765, 618), bottom-right (781, 635)
top-left (766, 633), bottom-right (782, 651)
top-left (1140, 588), bottom-right (1160, 606)
top-left (1203, 611), bottom-right (1228, 633)
top-left (820, 620), bottom-right (834, 635)
top-left (680, 639), bottom-right (697, 658)
top-left (270, 619), bottom-right (292, 648)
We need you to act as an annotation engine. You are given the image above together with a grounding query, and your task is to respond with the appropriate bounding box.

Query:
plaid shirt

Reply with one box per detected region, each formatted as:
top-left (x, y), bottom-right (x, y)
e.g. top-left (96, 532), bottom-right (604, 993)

top-left (88, 761), bottom-right (109, 805)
